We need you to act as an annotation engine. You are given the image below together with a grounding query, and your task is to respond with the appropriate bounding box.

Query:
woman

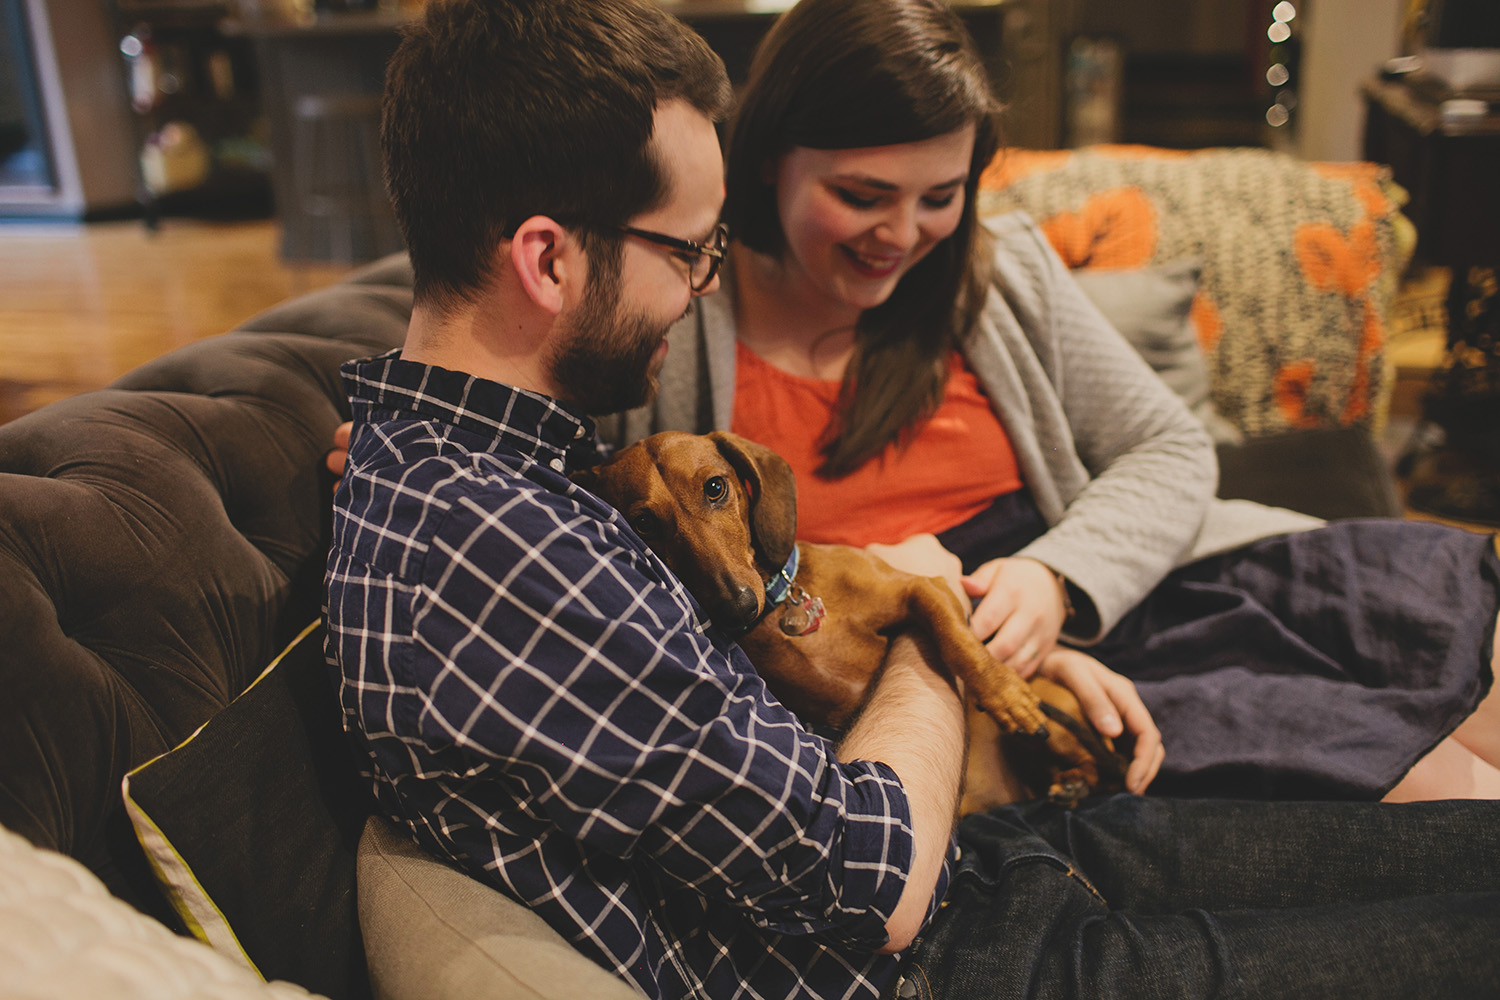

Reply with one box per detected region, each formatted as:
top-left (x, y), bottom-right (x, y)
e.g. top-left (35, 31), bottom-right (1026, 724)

top-left (599, 0), bottom-right (1500, 803)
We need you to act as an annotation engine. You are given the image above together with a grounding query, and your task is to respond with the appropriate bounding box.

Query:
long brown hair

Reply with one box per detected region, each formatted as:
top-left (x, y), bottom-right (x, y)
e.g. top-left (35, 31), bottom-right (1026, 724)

top-left (723, 0), bottom-right (1001, 477)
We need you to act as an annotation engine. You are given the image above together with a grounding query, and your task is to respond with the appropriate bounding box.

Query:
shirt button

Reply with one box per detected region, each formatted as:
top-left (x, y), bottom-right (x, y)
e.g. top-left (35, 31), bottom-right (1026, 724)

top-left (574, 424), bottom-right (587, 439)
top-left (550, 458), bottom-right (565, 472)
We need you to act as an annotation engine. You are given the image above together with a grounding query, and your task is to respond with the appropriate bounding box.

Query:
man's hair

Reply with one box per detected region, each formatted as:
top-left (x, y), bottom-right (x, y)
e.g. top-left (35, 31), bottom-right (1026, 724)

top-left (382, 0), bottom-right (731, 307)
top-left (723, 0), bottom-right (1001, 478)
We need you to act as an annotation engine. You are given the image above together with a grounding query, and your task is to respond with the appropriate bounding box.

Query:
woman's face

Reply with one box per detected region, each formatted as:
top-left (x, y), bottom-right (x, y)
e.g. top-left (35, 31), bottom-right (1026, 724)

top-left (771, 125), bottom-right (976, 316)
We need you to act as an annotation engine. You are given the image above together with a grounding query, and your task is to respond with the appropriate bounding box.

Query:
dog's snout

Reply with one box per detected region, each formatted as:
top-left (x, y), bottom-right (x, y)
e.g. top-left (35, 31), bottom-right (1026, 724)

top-left (712, 581), bottom-right (762, 632)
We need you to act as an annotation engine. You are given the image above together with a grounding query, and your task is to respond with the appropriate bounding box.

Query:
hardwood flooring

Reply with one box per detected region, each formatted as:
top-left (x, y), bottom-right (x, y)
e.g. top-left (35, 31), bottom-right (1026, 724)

top-left (0, 218), bottom-right (351, 426)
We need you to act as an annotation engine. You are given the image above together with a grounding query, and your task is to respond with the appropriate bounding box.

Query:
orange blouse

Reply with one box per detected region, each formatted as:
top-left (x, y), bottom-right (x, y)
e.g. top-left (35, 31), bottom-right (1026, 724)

top-left (731, 343), bottom-right (1023, 546)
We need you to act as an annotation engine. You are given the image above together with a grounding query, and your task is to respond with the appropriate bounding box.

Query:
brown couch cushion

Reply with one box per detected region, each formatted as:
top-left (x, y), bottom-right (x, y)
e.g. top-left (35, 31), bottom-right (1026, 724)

top-left (0, 256), bottom-right (411, 938)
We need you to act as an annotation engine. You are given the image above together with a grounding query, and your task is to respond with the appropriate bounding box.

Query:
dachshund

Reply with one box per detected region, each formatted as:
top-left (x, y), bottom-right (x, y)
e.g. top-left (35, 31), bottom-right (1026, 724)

top-left (573, 430), bottom-right (1125, 808)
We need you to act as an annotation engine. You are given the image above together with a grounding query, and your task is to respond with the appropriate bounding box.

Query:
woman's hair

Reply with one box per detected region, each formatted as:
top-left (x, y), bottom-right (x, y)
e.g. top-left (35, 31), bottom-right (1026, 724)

top-left (383, 0), bottom-right (730, 309)
top-left (723, 0), bottom-right (1001, 478)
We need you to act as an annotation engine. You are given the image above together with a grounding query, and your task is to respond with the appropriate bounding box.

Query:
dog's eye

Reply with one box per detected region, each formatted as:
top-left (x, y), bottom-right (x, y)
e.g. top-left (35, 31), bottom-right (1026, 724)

top-left (629, 511), bottom-right (659, 538)
top-left (704, 476), bottom-right (728, 504)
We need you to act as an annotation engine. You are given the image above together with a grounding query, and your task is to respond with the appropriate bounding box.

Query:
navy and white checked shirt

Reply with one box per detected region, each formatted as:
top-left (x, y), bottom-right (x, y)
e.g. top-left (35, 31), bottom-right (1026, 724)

top-left (326, 352), bottom-right (944, 999)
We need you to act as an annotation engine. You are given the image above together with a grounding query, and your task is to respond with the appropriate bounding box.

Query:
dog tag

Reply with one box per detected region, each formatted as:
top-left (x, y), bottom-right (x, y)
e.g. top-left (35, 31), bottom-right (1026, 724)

top-left (779, 586), bottom-right (826, 636)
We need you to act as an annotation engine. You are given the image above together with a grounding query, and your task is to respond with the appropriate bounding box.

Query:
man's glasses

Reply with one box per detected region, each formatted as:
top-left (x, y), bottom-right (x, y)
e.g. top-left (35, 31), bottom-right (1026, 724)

top-left (613, 222), bottom-right (728, 292)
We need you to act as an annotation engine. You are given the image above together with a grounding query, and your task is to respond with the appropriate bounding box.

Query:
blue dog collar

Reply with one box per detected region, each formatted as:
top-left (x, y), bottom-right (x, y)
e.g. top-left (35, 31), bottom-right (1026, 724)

top-left (765, 545), bottom-right (800, 608)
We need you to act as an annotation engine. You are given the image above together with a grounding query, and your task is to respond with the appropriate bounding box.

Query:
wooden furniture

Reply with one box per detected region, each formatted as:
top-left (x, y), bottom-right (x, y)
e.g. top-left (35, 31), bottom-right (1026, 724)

top-left (1361, 76), bottom-right (1500, 275)
top-left (0, 0), bottom-right (137, 218)
top-left (230, 10), bottom-right (401, 263)
top-left (1362, 75), bottom-right (1500, 525)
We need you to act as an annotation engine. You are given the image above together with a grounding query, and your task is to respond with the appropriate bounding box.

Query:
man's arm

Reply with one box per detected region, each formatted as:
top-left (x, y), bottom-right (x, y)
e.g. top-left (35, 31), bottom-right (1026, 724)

top-left (837, 633), bottom-right (966, 954)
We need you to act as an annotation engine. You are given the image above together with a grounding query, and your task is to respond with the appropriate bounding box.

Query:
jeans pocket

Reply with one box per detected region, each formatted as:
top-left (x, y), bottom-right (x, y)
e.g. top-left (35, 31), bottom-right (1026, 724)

top-left (893, 845), bottom-right (1112, 1000)
top-left (954, 807), bottom-right (1108, 903)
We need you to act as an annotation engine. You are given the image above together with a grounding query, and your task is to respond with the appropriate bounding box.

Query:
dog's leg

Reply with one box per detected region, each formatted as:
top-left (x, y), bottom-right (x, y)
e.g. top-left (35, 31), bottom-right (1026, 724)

top-left (960, 704), bottom-right (1030, 815)
top-left (904, 579), bottom-right (1050, 738)
top-left (962, 681), bottom-right (1129, 810)
top-left (1026, 677), bottom-right (1129, 806)
top-left (906, 579), bottom-right (1130, 804)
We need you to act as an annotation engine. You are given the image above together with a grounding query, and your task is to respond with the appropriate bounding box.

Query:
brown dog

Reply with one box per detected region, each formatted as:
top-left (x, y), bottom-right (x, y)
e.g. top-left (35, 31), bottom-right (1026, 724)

top-left (574, 430), bottom-right (1125, 807)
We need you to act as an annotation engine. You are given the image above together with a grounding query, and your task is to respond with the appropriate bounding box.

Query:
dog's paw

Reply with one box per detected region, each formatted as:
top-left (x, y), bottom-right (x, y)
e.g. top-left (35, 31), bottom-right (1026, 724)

top-left (976, 692), bottom-right (1051, 741)
top-left (1046, 777), bottom-right (1091, 809)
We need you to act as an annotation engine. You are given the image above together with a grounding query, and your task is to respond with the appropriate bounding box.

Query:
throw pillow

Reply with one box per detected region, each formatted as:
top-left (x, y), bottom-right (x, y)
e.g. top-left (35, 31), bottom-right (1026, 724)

top-left (123, 621), bottom-right (373, 1000)
top-left (1071, 259), bottom-right (1244, 445)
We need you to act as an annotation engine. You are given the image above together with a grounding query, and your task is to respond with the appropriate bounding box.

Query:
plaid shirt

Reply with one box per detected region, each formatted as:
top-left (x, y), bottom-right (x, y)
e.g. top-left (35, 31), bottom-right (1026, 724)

top-left (326, 352), bottom-right (943, 1000)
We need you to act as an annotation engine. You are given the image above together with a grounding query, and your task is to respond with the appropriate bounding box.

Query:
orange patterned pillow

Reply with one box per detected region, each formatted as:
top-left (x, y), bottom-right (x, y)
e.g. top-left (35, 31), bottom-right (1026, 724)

top-left (979, 145), bottom-right (1413, 437)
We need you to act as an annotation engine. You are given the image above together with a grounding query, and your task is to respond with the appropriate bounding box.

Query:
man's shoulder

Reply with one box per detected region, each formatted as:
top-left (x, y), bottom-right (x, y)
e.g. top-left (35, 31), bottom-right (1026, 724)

top-left (350, 418), bottom-right (555, 499)
top-left (336, 419), bottom-right (606, 577)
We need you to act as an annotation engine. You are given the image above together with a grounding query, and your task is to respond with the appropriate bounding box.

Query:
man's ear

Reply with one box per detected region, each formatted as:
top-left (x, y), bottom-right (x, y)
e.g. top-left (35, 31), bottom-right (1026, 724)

top-left (508, 215), bottom-right (581, 316)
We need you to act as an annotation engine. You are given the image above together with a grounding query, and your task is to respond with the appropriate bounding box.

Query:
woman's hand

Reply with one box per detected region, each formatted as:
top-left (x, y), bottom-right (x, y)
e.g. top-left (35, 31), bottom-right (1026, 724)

top-left (326, 421), bottom-right (352, 478)
top-left (1037, 648), bottom-right (1164, 795)
top-left (962, 557), bottom-right (1067, 677)
top-left (865, 534), bottom-right (966, 610)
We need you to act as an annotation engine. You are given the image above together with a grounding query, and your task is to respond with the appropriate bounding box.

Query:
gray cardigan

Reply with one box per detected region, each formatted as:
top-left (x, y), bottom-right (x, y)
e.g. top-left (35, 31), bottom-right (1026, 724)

top-left (600, 212), bottom-right (1318, 642)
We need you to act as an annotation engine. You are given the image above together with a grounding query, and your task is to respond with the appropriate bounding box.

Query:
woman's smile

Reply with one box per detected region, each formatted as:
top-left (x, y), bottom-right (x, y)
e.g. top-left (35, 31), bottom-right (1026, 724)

top-left (841, 244), bottom-right (905, 278)
top-left (772, 126), bottom-right (976, 316)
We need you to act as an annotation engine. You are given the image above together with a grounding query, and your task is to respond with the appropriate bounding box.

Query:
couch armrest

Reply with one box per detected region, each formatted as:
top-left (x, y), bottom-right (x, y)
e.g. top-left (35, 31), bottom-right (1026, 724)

top-left (357, 817), bottom-right (639, 1000)
top-left (1216, 426), bottom-right (1403, 520)
top-left (0, 823), bottom-right (323, 999)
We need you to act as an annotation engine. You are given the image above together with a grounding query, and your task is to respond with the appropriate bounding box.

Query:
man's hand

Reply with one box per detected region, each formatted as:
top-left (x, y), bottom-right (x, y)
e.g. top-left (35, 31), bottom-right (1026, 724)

top-left (865, 534), bottom-right (966, 610)
top-left (1036, 648), bottom-right (1164, 795)
top-left (962, 557), bottom-right (1068, 677)
top-left (327, 421), bottom-right (353, 478)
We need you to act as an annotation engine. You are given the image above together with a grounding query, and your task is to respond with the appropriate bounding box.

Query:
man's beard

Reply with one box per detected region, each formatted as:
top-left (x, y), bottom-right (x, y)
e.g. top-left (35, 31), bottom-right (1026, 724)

top-left (548, 257), bottom-right (671, 416)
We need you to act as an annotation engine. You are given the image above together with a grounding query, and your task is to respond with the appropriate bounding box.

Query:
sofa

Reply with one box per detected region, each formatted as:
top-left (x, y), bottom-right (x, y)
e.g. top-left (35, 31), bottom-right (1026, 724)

top-left (0, 145), bottom-right (1412, 998)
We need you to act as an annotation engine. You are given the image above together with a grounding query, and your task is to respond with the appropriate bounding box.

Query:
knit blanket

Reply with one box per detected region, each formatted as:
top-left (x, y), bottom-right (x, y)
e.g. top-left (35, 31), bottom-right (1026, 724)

top-left (979, 145), bottom-right (1414, 438)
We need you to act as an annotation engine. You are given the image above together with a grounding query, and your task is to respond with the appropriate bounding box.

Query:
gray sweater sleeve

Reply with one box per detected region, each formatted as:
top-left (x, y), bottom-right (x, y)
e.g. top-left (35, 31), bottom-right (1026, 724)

top-left (975, 214), bottom-right (1219, 641)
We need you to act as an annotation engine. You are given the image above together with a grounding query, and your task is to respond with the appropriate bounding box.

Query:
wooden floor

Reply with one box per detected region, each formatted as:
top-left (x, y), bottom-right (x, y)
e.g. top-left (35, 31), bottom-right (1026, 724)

top-left (0, 218), bottom-right (352, 426)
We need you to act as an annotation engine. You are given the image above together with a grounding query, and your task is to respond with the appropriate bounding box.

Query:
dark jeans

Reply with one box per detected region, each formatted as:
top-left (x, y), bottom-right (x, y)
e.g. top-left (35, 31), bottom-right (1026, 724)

top-left (893, 795), bottom-right (1500, 999)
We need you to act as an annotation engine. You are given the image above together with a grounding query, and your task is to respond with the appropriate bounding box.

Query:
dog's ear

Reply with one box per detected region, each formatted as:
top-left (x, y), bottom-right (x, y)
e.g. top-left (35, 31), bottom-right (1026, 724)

top-left (569, 464), bottom-right (601, 495)
top-left (570, 458), bottom-right (622, 510)
top-left (709, 431), bottom-right (797, 571)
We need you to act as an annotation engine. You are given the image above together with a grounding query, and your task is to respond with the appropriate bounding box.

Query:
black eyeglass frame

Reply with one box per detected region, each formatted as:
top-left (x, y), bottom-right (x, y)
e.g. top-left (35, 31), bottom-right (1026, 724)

top-left (613, 222), bottom-right (729, 292)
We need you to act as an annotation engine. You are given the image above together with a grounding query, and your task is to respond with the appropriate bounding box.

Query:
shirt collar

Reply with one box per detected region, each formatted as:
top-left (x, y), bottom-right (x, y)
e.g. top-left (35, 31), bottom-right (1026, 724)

top-left (342, 350), bottom-right (598, 472)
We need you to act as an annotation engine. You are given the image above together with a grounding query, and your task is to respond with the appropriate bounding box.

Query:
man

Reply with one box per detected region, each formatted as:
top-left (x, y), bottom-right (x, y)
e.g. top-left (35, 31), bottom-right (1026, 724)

top-left (327, 2), bottom-right (1500, 999)
top-left (326, 0), bottom-right (967, 995)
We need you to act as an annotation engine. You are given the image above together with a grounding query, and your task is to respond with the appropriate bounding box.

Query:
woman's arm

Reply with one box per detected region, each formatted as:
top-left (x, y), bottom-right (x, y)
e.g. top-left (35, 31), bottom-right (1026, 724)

top-left (970, 215), bottom-right (1220, 644)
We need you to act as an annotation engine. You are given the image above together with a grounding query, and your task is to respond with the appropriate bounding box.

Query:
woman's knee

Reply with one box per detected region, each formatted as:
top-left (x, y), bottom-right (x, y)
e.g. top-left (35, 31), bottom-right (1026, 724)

top-left (1384, 736), bottom-right (1500, 801)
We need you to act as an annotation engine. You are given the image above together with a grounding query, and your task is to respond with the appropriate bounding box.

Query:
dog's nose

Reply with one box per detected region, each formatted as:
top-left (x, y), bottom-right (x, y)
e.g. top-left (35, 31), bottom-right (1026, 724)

top-left (715, 582), bottom-right (762, 632)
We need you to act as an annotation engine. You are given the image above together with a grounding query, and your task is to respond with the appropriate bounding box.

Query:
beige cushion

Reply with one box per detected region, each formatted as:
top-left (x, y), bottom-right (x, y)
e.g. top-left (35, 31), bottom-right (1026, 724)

top-left (356, 816), bottom-right (639, 1000)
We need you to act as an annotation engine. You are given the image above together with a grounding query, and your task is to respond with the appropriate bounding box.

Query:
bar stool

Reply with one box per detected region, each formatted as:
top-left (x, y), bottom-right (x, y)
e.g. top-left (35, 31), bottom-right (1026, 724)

top-left (290, 92), bottom-right (402, 264)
